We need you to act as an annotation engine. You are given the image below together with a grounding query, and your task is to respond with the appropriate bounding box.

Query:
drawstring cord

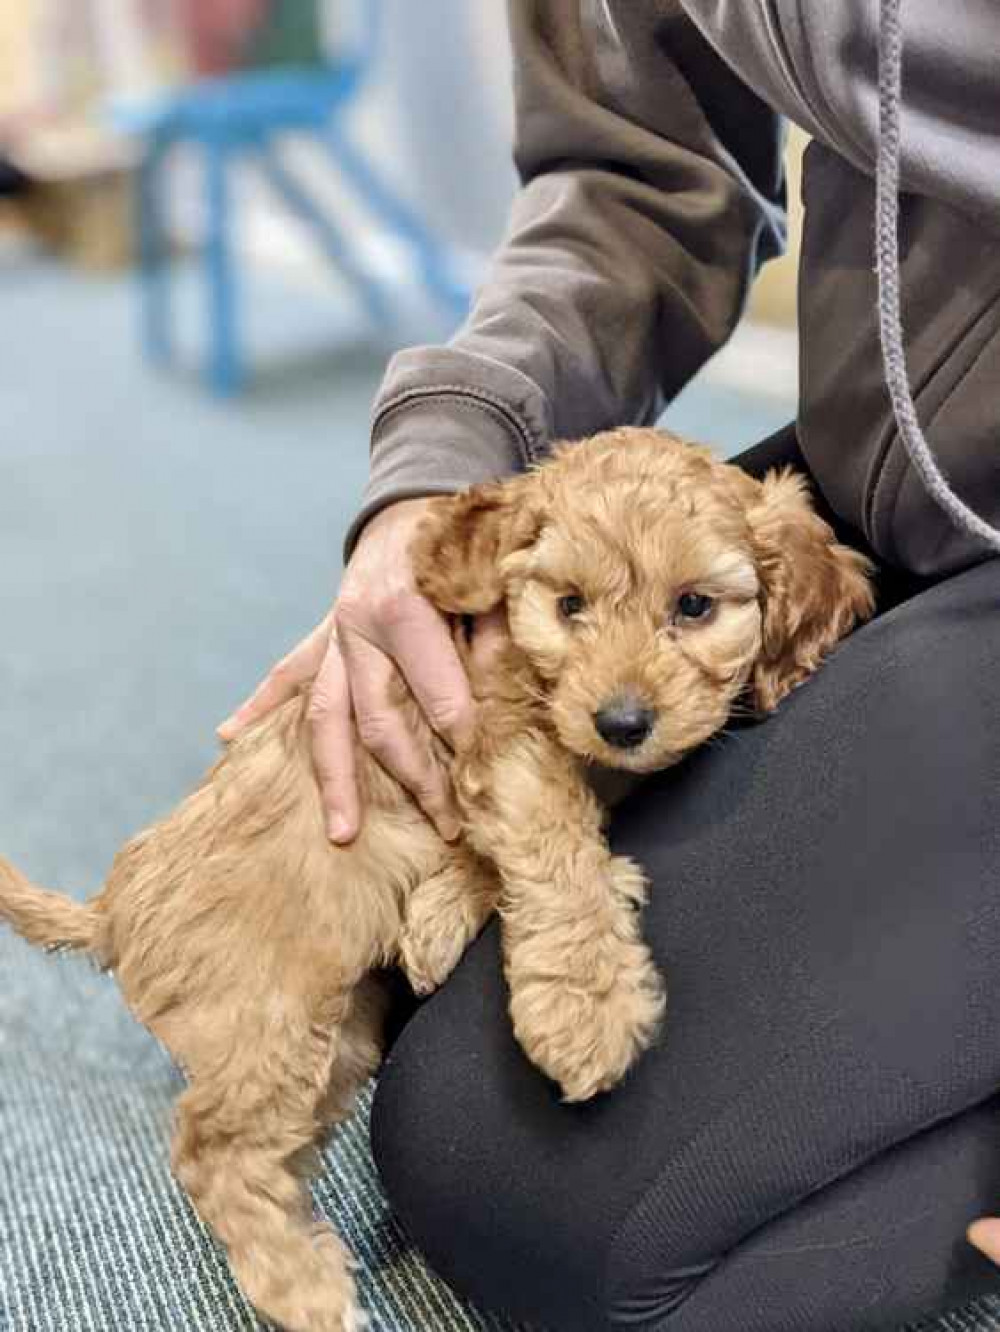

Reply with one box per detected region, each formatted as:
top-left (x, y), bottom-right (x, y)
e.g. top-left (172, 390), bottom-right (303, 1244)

top-left (875, 0), bottom-right (1000, 555)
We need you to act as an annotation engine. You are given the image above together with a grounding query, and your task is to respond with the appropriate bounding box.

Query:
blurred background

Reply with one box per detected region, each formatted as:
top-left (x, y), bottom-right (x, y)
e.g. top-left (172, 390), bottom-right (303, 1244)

top-left (0, 4), bottom-right (802, 1329)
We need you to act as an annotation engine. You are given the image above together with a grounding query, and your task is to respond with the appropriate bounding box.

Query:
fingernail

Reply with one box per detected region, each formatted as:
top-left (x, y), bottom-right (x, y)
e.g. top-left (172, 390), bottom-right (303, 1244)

top-left (327, 815), bottom-right (352, 844)
top-left (439, 817), bottom-right (462, 843)
top-left (217, 716), bottom-right (239, 740)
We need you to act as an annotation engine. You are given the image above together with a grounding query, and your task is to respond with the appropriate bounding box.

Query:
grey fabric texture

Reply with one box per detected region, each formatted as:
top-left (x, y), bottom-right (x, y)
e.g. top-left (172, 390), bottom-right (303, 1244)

top-left (353, 0), bottom-right (1000, 576)
top-left (683, 0), bottom-right (1000, 231)
top-left (909, 1304), bottom-right (1000, 1332)
top-left (872, 0), bottom-right (1000, 559)
top-left (345, 0), bottom-right (788, 553)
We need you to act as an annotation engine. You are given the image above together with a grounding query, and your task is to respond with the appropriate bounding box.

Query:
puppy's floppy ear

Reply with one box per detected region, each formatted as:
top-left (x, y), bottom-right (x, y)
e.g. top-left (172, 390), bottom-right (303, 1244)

top-left (411, 476), bottom-right (541, 614)
top-left (743, 467), bottom-right (875, 712)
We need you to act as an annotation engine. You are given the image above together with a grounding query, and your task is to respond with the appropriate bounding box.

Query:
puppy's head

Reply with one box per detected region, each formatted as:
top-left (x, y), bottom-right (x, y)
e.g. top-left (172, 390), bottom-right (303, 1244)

top-left (414, 429), bottom-right (874, 771)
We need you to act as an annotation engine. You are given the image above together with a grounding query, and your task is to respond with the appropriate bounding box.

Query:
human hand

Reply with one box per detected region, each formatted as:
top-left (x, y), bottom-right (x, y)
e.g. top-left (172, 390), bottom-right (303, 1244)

top-left (217, 498), bottom-right (476, 845)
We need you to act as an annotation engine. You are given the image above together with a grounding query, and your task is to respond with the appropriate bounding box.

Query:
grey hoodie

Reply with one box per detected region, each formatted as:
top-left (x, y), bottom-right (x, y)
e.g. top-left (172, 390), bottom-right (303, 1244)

top-left (349, 1), bottom-right (1000, 576)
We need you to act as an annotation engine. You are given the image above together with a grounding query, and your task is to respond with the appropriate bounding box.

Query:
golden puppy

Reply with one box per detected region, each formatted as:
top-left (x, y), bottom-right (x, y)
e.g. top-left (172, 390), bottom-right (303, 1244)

top-left (414, 427), bottom-right (874, 1106)
top-left (0, 428), bottom-right (873, 1332)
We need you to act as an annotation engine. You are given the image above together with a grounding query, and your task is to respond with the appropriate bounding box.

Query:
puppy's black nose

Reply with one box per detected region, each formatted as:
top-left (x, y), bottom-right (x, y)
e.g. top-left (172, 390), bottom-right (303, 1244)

top-left (594, 696), bottom-right (655, 750)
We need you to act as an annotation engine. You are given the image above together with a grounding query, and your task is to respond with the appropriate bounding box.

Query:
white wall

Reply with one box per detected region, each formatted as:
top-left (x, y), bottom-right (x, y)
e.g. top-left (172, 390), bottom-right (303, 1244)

top-left (373, 0), bottom-right (515, 255)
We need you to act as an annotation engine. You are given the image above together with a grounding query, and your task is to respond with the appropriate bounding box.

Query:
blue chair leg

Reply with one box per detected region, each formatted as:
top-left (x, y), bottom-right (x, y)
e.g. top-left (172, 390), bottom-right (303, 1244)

top-left (204, 138), bottom-right (242, 396)
top-left (137, 139), bottom-right (172, 367)
top-left (254, 141), bottom-right (391, 330)
top-left (322, 120), bottom-right (470, 318)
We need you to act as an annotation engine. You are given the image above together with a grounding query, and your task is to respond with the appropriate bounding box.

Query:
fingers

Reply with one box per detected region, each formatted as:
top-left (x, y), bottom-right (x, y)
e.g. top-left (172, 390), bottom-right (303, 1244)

top-left (339, 627), bottom-right (462, 843)
top-left (305, 638), bottom-right (359, 844)
top-left (214, 496), bottom-right (477, 850)
top-left (218, 617), bottom-right (331, 740)
top-left (968, 1219), bottom-right (1000, 1264)
top-left (375, 593), bottom-right (476, 749)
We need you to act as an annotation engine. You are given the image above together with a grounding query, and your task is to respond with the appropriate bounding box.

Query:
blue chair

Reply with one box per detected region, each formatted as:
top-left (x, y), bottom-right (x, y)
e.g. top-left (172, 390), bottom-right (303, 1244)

top-left (119, 2), bottom-right (469, 394)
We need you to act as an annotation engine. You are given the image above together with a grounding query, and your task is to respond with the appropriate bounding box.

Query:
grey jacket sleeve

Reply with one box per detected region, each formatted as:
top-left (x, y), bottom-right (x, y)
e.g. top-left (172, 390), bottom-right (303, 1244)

top-left (345, 0), bottom-right (787, 555)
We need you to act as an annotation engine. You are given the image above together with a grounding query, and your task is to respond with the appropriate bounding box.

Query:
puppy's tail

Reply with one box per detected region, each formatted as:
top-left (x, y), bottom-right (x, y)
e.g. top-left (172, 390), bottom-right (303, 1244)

top-left (0, 855), bottom-right (99, 953)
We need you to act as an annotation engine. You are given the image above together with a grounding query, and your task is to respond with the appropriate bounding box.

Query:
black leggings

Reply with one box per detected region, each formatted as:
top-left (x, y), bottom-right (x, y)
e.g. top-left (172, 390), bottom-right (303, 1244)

top-left (372, 431), bottom-right (1000, 1331)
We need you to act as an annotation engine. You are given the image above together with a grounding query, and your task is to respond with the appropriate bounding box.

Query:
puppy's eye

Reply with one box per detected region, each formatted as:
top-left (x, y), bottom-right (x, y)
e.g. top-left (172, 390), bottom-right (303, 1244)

top-left (558, 593), bottom-right (586, 619)
top-left (675, 592), bottom-right (714, 622)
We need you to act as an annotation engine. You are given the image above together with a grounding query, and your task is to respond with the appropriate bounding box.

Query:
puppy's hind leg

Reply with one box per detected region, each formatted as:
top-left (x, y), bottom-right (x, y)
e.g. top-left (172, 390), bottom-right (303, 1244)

top-left (171, 993), bottom-right (382, 1332)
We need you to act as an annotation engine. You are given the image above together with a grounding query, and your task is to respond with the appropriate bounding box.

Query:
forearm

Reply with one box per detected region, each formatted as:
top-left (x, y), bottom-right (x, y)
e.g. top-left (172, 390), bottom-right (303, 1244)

top-left (347, 0), bottom-right (786, 555)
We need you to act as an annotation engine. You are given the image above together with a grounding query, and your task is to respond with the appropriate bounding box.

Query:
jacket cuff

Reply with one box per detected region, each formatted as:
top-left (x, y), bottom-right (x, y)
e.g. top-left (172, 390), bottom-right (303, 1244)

top-left (343, 347), bottom-right (552, 559)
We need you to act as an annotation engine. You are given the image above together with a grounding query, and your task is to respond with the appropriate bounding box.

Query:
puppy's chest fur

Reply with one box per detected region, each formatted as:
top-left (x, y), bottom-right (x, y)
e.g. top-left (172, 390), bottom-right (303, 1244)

top-left (452, 631), bottom-right (638, 826)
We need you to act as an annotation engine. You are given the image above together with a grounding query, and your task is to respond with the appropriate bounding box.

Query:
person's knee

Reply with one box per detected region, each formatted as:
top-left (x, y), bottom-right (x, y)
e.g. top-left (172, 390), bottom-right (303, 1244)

top-left (374, 1030), bottom-right (727, 1331)
top-left (371, 927), bottom-right (624, 1330)
top-left (371, 1028), bottom-right (484, 1292)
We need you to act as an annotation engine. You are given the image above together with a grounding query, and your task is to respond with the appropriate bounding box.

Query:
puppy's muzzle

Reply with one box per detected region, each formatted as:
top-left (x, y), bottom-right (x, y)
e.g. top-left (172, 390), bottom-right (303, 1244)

top-left (594, 696), bottom-right (656, 750)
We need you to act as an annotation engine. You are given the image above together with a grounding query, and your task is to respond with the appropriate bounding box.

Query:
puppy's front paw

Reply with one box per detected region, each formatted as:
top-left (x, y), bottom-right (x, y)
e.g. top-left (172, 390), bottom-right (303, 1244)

top-left (509, 938), bottom-right (666, 1102)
